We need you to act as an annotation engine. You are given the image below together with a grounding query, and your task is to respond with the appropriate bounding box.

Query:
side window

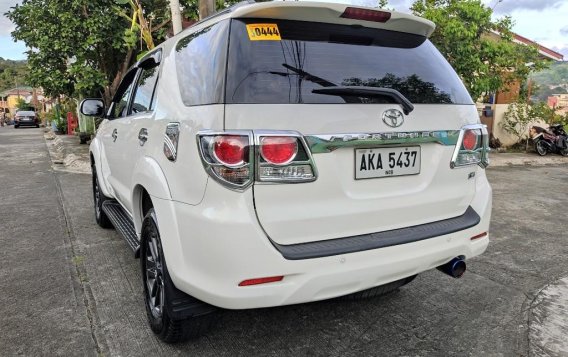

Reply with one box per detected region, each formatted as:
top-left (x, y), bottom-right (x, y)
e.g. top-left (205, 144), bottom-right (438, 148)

top-left (110, 70), bottom-right (137, 119)
top-left (131, 63), bottom-right (159, 114)
top-left (175, 19), bottom-right (229, 106)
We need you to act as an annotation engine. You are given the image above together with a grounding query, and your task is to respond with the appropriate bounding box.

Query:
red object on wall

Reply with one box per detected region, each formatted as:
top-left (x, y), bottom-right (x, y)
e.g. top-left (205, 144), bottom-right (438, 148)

top-left (67, 112), bottom-right (78, 135)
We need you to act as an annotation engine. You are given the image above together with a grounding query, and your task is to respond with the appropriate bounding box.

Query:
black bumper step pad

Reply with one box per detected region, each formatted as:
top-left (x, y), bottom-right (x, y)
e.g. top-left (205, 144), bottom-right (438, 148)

top-left (272, 206), bottom-right (481, 260)
top-left (102, 200), bottom-right (140, 257)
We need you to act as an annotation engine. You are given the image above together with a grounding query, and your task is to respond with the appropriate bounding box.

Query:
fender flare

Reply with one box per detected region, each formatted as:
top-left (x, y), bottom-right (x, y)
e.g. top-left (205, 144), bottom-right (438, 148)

top-left (131, 156), bottom-right (172, 235)
top-left (89, 136), bottom-right (113, 198)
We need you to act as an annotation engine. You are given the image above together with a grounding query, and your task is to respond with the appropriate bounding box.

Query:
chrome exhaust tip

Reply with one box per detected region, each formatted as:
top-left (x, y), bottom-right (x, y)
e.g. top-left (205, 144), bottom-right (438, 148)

top-left (437, 257), bottom-right (466, 278)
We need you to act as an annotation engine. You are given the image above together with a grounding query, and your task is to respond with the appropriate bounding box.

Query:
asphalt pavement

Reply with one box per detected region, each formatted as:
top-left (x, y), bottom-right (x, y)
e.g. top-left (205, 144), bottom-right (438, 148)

top-left (1, 126), bottom-right (567, 356)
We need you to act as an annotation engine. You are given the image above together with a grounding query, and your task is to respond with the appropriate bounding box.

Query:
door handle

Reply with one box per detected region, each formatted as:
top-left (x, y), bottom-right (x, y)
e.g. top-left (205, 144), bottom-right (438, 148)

top-left (138, 128), bottom-right (148, 146)
top-left (112, 129), bottom-right (118, 142)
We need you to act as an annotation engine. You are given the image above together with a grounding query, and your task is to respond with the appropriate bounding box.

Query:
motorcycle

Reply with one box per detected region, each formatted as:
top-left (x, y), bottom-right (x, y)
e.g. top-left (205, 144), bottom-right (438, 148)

top-left (530, 124), bottom-right (568, 157)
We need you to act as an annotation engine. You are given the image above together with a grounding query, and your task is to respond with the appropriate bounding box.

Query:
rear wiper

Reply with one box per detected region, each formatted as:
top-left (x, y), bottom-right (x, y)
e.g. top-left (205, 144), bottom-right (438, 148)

top-left (312, 86), bottom-right (414, 115)
top-left (280, 64), bottom-right (337, 88)
top-left (275, 64), bottom-right (361, 103)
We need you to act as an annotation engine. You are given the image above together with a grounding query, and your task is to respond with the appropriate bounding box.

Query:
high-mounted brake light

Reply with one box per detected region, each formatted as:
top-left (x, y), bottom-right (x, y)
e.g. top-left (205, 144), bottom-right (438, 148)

top-left (340, 7), bottom-right (392, 23)
top-left (260, 136), bottom-right (298, 165)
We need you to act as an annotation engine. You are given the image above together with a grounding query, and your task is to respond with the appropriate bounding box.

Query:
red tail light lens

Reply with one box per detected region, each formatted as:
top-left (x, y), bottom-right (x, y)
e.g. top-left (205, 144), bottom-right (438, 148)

top-left (212, 135), bottom-right (248, 166)
top-left (462, 130), bottom-right (478, 151)
top-left (239, 276), bottom-right (284, 286)
top-left (340, 7), bottom-right (391, 23)
top-left (260, 136), bottom-right (298, 165)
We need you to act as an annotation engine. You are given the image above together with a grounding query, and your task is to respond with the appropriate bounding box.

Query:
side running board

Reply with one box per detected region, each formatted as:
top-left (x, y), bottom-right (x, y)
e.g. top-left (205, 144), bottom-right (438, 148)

top-left (102, 200), bottom-right (140, 258)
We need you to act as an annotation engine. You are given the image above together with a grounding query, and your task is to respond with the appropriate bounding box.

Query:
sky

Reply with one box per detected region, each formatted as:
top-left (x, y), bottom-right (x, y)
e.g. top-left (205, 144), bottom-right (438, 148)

top-left (0, 0), bottom-right (567, 60)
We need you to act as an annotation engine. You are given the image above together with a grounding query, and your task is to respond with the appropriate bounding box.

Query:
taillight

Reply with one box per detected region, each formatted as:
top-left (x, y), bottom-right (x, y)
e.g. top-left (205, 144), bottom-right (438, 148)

top-left (197, 131), bottom-right (317, 190)
top-left (462, 130), bottom-right (478, 151)
top-left (257, 133), bottom-right (316, 183)
top-left (198, 132), bottom-right (253, 189)
top-left (340, 7), bottom-right (391, 23)
top-left (260, 136), bottom-right (298, 165)
top-left (451, 125), bottom-right (489, 169)
top-left (213, 135), bottom-right (248, 167)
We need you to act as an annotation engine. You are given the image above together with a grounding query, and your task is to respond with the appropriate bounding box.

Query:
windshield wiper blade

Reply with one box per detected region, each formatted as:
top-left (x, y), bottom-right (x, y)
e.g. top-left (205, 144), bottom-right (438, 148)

top-left (281, 63), bottom-right (337, 88)
top-left (312, 86), bottom-right (414, 115)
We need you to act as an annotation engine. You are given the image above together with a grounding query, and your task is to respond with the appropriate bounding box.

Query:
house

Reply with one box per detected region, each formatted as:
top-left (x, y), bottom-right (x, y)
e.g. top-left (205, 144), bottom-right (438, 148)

top-left (478, 32), bottom-right (564, 146)
top-left (0, 86), bottom-right (33, 119)
top-left (547, 94), bottom-right (568, 115)
top-left (0, 86), bottom-right (52, 120)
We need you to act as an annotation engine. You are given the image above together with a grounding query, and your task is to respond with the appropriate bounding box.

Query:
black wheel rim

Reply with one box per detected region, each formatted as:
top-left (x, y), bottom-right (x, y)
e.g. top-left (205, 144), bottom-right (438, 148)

top-left (144, 227), bottom-right (165, 319)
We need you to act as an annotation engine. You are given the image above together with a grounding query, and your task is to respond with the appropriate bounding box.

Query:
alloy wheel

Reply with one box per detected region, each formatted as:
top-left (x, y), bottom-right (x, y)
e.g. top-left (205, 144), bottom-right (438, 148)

top-left (145, 230), bottom-right (165, 319)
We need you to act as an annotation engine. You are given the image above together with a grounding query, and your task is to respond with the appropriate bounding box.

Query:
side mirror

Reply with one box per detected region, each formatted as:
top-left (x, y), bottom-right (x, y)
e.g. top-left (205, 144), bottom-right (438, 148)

top-left (80, 99), bottom-right (105, 117)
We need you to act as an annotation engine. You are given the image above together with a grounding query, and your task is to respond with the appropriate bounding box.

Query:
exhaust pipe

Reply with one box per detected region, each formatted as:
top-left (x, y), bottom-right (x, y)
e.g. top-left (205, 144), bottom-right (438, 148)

top-left (437, 257), bottom-right (466, 278)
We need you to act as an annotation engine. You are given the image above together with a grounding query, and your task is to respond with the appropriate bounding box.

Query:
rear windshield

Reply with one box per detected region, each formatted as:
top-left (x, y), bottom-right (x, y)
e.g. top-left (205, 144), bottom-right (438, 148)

top-left (226, 19), bottom-right (473, 105)
top-left (16, 111), bottom-right (35, 116)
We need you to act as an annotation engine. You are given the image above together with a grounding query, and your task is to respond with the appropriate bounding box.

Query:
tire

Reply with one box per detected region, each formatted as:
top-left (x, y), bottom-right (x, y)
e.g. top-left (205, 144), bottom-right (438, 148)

top-left (92, 165), bottom-right (113, 228)
top-left (535, 140), bottom-right (548, 156)
top-left (560, 147), bottom-right (568, 157)
top-left (339, 275), bottom-right (417, 301)
top-left (14, 125), bottom-right (19, 129)
top-left (141, 208), bottom-right (218, 343)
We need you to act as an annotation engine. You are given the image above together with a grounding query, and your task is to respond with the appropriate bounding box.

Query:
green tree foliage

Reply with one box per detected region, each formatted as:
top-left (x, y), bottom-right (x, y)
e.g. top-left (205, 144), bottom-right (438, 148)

top-left (410, 0), bottom-right (547, 100)
top-left (530, 62), bottom-right (568, 102)
top-left (15, 97), bottom-right (29, 111)
top-left (0, 58), bottom-right (28, 92)
top-left (6, 0), bottom-right (240, 104)
top-left (7, 1), bottom-right (129, 102)
top-left (500, 99), bottom-right (563, 149)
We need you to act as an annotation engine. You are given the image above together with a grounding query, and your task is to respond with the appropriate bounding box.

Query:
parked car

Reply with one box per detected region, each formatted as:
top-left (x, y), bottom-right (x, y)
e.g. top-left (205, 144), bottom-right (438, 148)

top-left (82, 1), bottom-right (492, 343)
top-left (14, 110), bottom-right (40, 128)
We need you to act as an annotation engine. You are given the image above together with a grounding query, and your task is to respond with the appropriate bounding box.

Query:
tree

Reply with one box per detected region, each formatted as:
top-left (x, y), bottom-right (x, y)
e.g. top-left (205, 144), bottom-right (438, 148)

top-left (7, 0), bottom-right (240, 104)
top-left (15, 97), bottom-right (29, 111)
top-left (7, 1), bottom-right (130, 103)
top-left (410, 0), bottom-right (547, 101)
top-left (500, 100), bottom-right (556, 150)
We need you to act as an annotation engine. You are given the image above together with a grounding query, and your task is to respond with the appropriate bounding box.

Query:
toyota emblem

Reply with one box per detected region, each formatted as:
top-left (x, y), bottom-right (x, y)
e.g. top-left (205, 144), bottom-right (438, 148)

top-left (382, 109), bottom-right (405, 128)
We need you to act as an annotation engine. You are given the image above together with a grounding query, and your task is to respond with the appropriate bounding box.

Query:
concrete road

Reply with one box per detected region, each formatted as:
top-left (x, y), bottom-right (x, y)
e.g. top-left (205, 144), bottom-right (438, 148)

top-left (1, 127), bottom-right (567, 356)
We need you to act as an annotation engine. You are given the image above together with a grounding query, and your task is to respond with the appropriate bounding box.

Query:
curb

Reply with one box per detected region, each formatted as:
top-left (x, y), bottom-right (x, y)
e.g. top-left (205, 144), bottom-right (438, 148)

top-left (44, 130), bottom-right (91, 174)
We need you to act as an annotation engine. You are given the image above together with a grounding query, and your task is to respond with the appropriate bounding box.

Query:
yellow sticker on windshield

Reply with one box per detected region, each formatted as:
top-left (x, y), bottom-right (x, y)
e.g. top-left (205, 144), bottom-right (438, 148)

top-left (246, 24), bottom-right (281, 41)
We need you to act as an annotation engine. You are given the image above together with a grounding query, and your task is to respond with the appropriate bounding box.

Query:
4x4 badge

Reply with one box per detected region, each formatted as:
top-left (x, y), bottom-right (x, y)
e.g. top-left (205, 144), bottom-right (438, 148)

top-left (382, 109), bottom-right (405, 128)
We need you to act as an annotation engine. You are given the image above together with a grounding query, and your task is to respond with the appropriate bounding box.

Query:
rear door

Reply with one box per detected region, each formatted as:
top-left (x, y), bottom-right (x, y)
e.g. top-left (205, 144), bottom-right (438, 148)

top-left (224, 18), bottom-right (479, 245)
top-left (114, 55), bottom-right (161, 214)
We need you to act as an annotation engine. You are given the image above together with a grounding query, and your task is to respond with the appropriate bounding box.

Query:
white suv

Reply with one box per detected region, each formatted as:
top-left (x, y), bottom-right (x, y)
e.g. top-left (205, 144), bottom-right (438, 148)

top-left (82, 1), bottom-right (492, 343)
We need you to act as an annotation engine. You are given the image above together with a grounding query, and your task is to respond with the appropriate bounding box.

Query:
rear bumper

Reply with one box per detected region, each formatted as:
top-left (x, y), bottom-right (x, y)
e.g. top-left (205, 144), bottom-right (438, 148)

top-left (15, 121), bottom-right (39, 127)
top-left (154, 172), bottom-right (492, 310)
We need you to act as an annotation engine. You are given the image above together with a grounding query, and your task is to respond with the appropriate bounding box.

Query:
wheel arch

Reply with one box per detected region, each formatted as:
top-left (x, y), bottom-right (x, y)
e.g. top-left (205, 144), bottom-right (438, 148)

top-left (131, 156), bottom-right (172, 236)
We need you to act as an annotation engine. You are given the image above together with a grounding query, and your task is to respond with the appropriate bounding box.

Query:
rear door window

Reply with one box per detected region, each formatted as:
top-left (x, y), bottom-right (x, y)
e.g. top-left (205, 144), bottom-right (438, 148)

top-left (226, 19), bottom-right (473, 105)
top-left (175, 20), bottom-right (229, 106)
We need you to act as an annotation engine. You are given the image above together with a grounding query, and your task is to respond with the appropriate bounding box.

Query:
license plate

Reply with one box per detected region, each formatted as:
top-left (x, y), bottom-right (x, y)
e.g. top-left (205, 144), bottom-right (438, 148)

top-left (355, 146), bottom-right (421, 179)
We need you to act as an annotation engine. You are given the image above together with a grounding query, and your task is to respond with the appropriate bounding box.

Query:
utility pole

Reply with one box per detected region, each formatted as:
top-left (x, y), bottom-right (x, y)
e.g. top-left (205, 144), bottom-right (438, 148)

top-left (199, 0), bottom-right (215, 20)
top-left (169, 0), bottom-right (182, 35)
